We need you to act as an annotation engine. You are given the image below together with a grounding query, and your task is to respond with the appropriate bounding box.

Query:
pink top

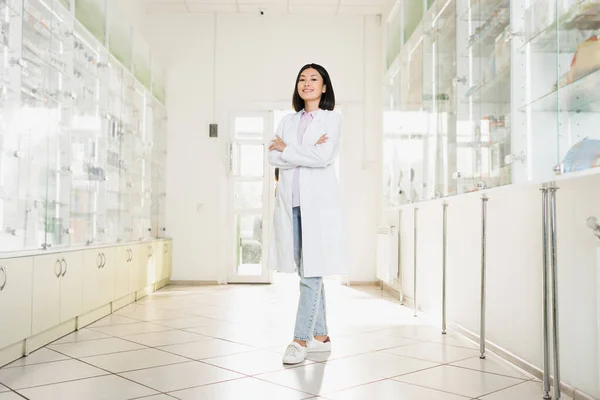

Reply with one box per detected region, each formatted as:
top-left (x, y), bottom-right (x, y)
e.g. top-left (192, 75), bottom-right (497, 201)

top-left (292, 111), bottom-right (314, 208)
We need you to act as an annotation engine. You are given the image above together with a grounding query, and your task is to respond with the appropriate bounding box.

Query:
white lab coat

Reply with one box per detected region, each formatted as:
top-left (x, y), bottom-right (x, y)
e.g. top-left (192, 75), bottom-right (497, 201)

top-left (267, 109), bottom-right (348, 278)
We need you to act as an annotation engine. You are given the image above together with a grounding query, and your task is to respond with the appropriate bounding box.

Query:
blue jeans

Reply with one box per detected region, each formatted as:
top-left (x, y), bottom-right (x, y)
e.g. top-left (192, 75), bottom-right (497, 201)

top-left (293, 207), bottom-right (328, 341)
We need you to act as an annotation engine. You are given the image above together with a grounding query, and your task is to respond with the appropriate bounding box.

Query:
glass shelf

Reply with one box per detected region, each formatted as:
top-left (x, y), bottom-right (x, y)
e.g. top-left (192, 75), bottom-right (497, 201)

top-left (460, 0), bottom-right (510, 22)
top-left (461, 6), bottom-right (510, 58)
top-left (0, 0), bottom-right (20, 17)
top-left (463, 66), bottom-right (511, 103)
top-left (521, 0), bottom-right (600, 53)
top-left (523, 67), bottom-right (600, 112)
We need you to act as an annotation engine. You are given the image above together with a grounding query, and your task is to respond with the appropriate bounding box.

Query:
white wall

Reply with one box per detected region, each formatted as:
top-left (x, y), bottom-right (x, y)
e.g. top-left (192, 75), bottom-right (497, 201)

top-left (140, 13), bottom-right (383, 283)
top-left (389, 173), bottom-right (600, 399)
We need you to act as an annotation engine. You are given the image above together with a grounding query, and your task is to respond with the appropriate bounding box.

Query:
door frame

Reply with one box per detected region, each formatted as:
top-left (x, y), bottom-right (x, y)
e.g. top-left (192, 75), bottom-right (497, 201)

top-left (226, 110), bottom-right (275, 284)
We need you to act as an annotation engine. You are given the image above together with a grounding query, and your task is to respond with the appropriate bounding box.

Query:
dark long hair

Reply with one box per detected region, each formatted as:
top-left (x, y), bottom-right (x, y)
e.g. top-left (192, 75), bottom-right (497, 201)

top-left (292, 63), bottom-right (336, 112)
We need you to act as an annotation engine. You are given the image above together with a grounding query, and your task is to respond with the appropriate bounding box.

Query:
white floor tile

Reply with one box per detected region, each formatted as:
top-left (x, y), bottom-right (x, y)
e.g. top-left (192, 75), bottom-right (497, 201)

top-left (169, 377), bottom-right (313, 400)
top-left (381, 325), bottom-right (454, 341)
top-left (0, 359), bottom-right (107, 390)
top-left (336, 332), bottom-right (417, 351)
top-left (184, 322), bottom-right (248, 338)
top-left (203, 350), bottom-right (314, 375)
top-left (88, 315), bottom-right (140, 327)
top-left (394, 365), bottom-right (525, 398)
top-left (304, 343), bottom-right (371, 363)
top-left (90, 322), bottom-right (174, 337)
top-left (384, 342), bottom-right (480, 364)
top-left (3, 349), bottom-right (69, 369)
top-left (120, 361), bottom-right (243, 392)
top-left (326, 379), bottom-right (470, 400)
top-left (477, 380), bottom-right (573, 400)
top-left (450, 354), bottom-right (534, 380)
top-left (81, 348), bottom-right (189, 373)
top-left (152, 316), bottom-right (221, 329)
top-left (17, 375), bottom-right (157, 400)
top-left (0, 393), bottom-right (23, 400)
top-left (256, 360), bottom-right (384, 396)
top-left (49, 338), bottom-right (147, 358)
top-left (326, 351), bottom-right (439, 379)
top-left (429, 335), bottom-right (480, 350)
top-left (53, 329), bottom-right (113, 344)
top-left (116, 305), bottom-right (187, 321)
top-left (134, 395), bottom-right (176, 400)
top-left (123, 330), bottom-right (208, 347)
top-left (0, 385), bottom-right (8, 393)
top-left (159, 338), bottom-right (254, 360)
top-left (222, 329), bottom-right (293, 348)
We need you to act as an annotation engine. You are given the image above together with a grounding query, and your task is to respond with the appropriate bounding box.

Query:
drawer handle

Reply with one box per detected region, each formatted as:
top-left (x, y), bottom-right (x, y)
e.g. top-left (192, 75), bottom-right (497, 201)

top-left (101, 253), bottom-right (106, 268)
top-left (55, 260), bottom-right (62, 278)
top-left (0, 267), bottom-right (6, 291)
top-left (61, 258), bottom-right (67, 277)
top-left (97, 253), bottom-right (103, 269)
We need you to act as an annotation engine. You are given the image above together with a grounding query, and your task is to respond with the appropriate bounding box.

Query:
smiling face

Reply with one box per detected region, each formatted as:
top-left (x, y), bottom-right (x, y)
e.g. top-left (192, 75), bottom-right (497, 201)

top-left (297, 68), bottom-right (326, 104)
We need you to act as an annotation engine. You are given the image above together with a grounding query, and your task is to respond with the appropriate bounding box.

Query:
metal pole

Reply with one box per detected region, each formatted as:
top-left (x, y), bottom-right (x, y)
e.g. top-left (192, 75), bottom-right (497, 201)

top-left (413, 208), bottom-right (418, 317)
top-left (549, 187), bottom-right (561, 400)
top-left (442, 203), bottom-right (448, 334)
top-left (541, 188), bottom-right (551, 400)
top-left (480, 196), bottom-right (488, 359)
top-left (398, 210), bottom-right (404, 304)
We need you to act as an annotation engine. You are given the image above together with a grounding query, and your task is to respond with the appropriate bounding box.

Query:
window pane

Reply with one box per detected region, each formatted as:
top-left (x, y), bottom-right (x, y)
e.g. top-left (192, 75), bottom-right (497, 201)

top-left (236, 214), bottom-right (262, 275)
top-left (234, 181), bottom-right (262, 209)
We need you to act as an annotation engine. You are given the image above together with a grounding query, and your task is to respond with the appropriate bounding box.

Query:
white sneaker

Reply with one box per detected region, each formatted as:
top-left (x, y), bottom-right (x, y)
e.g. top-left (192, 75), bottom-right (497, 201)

top-left (307, 337), bottom-right (332, 353)
top-left (282, 342), bottom-right (308, 365)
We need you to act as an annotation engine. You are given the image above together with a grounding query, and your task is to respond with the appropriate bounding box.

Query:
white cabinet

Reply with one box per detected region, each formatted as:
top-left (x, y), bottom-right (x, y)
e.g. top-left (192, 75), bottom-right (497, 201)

top-left (154, 241), bottom-right (165, 283)
top-left (0, 257), bottom-right (33, 349)
top-left (115, 246), bottom-right (132, 299)
top-left (32, 252), bottom-right (84, 335)
top-left (32, 255), bottom-right (61, 335)
top-left (59, 252), bottom-right (83, 324)
top-left (138, 243), bottom-right (154, 289)
top-left (82, 248), bottom-right (115, 313)
top-left (128, 244), bottom-right (143, 293)
top-left (162, 240), bottom-right (172, 281)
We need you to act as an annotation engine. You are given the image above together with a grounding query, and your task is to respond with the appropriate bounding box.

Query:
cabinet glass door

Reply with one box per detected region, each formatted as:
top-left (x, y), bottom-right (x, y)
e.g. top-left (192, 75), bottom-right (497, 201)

top-left (70, 22), bottom-right (101, 245)
top-left (96, 54), bottom-right (121, 244)
top-left (457, 0), bottom-right (512, 193)
top-left (44, 0), bottom-right (74, 248)
top-left (0, 1), bottom-right (25, 251)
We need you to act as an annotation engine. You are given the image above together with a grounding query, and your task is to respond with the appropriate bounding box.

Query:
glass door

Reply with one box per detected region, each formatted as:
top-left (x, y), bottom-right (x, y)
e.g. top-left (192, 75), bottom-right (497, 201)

top-left (228, 112), bottom-right (273, 283)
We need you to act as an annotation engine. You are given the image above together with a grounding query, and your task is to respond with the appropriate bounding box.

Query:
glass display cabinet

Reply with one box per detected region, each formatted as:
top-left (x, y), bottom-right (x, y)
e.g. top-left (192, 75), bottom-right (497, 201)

top-left (456, 0), bottom-right (513, 193)
top-left (383, 0), bottom-right (600, 208)
top-left (0, 1), bottom-right (168, 254)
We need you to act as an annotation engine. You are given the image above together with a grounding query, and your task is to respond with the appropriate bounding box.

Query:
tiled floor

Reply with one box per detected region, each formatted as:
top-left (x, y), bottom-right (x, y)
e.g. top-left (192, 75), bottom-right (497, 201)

top-left (0, 275), bottom-right (563, 400)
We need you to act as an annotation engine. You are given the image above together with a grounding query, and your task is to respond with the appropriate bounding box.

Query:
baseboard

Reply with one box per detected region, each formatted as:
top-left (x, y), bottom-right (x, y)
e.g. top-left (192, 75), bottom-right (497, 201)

top-left (136, 285), bottom-right (154, 300)
top-left (382, 281), bottom-right (402, 299)
top-left (77, 304), bottom-right (112, 328)
top-left (169, 280), bottom-right (219, 286)
top-left (448, 322), bottom-right (598, 400)
top-left (26, 320), bottom-right (77, 354)
top-left (154, 278), bottom-right (171, 291)
top-left (347, 280), bottom-right (380, 286)
top-left (112, 293), bottom-right (136, 312)
top-left (0, 341), bottom-right (25, 368)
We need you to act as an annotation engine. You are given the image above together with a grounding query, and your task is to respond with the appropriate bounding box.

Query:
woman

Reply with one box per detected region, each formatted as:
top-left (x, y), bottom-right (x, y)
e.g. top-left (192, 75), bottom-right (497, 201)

top-left (268, 63), bottom-right (347, 365)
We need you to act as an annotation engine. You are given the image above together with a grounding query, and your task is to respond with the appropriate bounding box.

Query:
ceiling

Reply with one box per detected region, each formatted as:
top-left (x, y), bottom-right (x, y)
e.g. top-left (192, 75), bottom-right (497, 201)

top-left (141, 0), bottom-right (391, 16)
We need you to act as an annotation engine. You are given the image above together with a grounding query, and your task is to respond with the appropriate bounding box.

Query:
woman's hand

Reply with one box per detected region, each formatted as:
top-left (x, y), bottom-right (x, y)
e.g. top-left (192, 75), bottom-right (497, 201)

top-left (316, 134), bottom-right (328, 145)
top-left (269, 136), bottom-right (287, 152)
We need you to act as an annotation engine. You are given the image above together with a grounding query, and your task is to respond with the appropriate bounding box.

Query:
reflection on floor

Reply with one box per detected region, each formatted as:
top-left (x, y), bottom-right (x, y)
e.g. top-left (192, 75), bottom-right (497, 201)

top-left (0, 274), bottom-right (563, 400)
